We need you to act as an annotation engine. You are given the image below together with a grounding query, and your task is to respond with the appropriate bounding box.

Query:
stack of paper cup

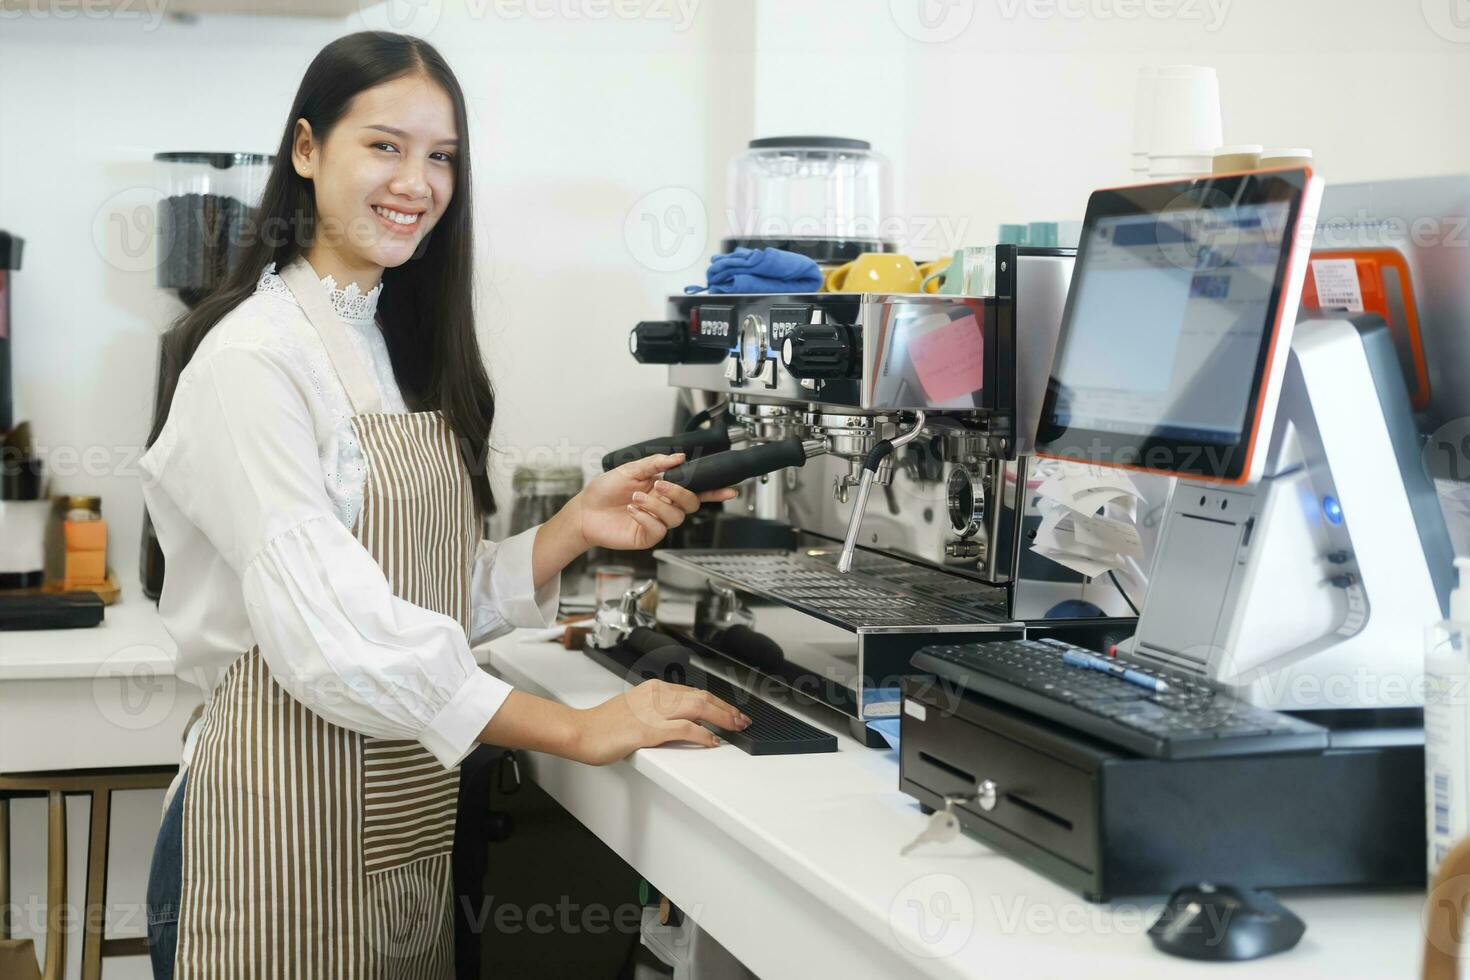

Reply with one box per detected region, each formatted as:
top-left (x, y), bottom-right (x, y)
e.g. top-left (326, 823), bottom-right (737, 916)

top-left (1146, 66), bottom-right (1223, 178)
top-left (1261, 147), bottom-right (1314, 168)
top-left (1213, 144), bottom-right (1263, 173)
top-left (1130, 67), bottom-right (1158, 175)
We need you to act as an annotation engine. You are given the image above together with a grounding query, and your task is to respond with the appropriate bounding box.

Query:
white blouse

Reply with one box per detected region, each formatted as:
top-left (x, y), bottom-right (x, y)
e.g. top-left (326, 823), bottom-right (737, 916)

top-left (139, 263), bottom-right (559, 773)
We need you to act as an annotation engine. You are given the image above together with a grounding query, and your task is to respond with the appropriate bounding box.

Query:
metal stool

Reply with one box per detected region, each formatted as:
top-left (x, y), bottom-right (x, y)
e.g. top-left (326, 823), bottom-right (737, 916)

top-left (0, 767), bottom-right (177, 980)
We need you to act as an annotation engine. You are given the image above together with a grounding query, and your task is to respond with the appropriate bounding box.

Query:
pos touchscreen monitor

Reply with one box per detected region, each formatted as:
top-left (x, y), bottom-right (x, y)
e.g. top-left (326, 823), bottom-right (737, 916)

top-left (1035, 168), bottom-right (1322, 483)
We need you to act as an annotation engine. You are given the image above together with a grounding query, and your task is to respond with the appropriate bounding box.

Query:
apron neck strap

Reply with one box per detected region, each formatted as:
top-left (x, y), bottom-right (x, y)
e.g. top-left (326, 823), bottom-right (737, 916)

top-left (280, 257), bottom-right (384, 416)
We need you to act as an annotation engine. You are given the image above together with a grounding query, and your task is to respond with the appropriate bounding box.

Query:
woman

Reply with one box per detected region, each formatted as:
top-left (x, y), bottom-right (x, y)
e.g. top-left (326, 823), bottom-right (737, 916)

top-left (139, 32), bottom-right (748, 980)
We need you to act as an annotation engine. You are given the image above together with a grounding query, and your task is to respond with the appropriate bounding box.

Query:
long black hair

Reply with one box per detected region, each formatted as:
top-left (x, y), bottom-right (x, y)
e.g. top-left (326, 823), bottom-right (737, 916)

top-left (147, 32), bottom-right (496, 515)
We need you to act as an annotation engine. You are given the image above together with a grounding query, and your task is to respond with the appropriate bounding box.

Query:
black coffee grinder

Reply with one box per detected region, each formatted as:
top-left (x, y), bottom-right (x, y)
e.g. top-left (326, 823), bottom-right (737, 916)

top-left (140, 153), bottom-right (273, 600)
top-left (0, 230), bottom-right (22, 437)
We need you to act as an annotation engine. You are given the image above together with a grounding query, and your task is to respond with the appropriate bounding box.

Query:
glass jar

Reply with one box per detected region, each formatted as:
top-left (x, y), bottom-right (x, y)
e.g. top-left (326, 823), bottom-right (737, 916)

top-left (154, 152), bottom-right (274, 306)
top-left (64, 495), bottom-right (102, 522)
top-left (724, 136), bottom-right (893, 263)
top-left (509, 464), bottom-right (587, 588)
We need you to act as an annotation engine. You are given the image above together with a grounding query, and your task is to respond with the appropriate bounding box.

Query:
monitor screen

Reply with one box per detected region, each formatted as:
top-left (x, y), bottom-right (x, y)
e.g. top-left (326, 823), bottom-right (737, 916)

top-left (1036, 170), bottom-right (1315, 482)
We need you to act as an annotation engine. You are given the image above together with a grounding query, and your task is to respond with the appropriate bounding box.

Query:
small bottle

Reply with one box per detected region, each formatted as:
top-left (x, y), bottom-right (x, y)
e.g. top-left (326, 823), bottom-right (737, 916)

top-left (61, 494), bottom-right (108, 589)
top-left (1426, 557), bottom-right (1470, 876)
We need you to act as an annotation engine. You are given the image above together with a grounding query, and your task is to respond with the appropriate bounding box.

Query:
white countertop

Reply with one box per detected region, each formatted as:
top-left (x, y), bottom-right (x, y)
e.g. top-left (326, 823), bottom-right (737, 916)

top-left (0, 580), bottom-right (178, 681)
top-left (0, 581), bottom-right (205, 772)
top-left (479, 632), bottom-right (1429, 980)
top-left (0, 593), bottom-right (1431, 974)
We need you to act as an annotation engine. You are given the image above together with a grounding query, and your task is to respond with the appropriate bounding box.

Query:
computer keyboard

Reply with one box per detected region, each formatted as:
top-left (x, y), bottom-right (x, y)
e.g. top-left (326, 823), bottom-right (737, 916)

top-left (910, 638), bottom-right (1329, 760)
top-left (582, 642), bottom-right (838, 756)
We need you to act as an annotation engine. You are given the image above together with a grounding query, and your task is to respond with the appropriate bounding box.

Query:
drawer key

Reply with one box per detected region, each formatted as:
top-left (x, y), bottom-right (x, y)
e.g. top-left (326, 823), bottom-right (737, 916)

top-left (900, 791), bottom-right (983, 856)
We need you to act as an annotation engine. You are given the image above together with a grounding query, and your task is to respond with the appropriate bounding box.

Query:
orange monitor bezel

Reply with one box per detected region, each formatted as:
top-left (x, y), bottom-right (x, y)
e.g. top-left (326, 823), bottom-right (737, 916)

top-left (1035, 166), bottom-right (1317, 487)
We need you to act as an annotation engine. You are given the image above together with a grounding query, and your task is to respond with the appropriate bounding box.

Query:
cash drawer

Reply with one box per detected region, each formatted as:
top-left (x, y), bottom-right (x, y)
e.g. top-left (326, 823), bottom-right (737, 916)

top-left (903, 695), bottom-right (1095, 871)
top-left (898, 675), bottom-right (1425, 902)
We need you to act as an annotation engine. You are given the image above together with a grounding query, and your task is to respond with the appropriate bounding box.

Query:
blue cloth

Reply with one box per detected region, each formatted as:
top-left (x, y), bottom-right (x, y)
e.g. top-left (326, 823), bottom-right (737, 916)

top-left (862, 685), bottom-right (902, 710)
top-left (863, 686), bottom-right (904, 753)
top-left (146, 771), bottom-right (186, 980)
top-left (685, 247), bottom-right (822, 294)
top-left (866, 718), bottom-right (902, 752)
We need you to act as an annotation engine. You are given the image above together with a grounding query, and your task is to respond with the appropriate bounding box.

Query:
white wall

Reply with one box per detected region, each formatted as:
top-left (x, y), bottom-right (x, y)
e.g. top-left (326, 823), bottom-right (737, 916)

top-left (755, 0), bottom-right (1470, 257)
top-left (4, 0), bottom-right (1467, 976)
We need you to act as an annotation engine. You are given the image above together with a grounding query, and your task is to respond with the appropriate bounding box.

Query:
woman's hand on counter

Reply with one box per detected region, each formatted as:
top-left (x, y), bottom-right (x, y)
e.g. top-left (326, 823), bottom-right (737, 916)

top-left (571, 452), bottom-right (738, 552)
top-left (478, 684), bottom-right (752, 765)
top-left (571, 679), bottom-right (751, 765)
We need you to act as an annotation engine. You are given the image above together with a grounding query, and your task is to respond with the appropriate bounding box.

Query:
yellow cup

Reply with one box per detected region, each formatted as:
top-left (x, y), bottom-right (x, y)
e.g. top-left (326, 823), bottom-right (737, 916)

top-left (919, 256), bottom-right (952, 293)
top-left (824, 253), bottom-right (946, 293)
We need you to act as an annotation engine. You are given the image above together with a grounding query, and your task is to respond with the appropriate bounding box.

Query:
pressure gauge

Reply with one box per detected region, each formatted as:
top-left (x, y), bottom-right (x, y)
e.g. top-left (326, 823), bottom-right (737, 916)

top-left (738, 313), bottom-right (769, 380)
top-left (947, 464), bottom-right (986, 539)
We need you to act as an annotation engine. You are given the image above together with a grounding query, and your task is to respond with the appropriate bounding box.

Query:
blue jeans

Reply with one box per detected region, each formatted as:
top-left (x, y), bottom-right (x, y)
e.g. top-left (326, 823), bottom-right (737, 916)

top-left (145, 771), bottom-right (186, 980)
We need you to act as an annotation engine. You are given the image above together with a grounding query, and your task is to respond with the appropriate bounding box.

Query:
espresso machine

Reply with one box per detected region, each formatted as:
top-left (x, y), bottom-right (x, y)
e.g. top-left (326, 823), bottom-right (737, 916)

top-left (605, 244), bottom-right (1150, 742)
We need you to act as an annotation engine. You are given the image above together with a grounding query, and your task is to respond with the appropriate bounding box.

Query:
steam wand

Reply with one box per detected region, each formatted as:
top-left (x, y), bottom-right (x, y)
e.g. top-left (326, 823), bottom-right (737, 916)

top-left (837, 411), bottom-right (927, 573)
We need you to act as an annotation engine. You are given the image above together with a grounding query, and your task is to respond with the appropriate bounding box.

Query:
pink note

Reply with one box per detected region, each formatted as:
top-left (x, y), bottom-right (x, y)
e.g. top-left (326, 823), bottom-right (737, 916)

top-left (908, 314), bottom-right (983, 402)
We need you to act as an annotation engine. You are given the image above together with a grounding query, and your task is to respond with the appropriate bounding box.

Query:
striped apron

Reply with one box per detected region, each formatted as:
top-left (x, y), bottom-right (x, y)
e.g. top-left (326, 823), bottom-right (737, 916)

top-left (173, 259), bottom-right (480, 979)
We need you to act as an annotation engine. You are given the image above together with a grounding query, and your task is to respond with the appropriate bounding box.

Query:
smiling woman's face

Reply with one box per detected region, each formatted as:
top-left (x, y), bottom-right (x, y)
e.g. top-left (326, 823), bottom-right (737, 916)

top-left (292, 72), bottom-right (458, 283)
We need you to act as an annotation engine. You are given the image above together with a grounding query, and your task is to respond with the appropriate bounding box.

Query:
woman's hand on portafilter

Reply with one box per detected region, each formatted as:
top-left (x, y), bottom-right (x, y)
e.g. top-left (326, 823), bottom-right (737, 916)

top-left (571, 452), bottom-right (738, 552)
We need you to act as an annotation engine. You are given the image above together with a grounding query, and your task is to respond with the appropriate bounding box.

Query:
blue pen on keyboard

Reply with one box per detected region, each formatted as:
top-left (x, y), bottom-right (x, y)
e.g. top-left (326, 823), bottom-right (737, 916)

top-left (1061, 649), bottom-right (1170, 693)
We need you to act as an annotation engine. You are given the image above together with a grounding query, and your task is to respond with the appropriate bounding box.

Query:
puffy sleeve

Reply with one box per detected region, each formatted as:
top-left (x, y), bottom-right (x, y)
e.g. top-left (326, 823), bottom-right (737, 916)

top-left (145, 342), bottom-right (509, 768)
top-left (467, 527), bottom-right (561, 645)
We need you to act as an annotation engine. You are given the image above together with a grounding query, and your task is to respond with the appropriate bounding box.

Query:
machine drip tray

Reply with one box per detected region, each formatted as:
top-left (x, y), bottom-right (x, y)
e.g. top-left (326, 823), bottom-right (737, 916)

top-left (658, 550), bottom-right (1016, 631)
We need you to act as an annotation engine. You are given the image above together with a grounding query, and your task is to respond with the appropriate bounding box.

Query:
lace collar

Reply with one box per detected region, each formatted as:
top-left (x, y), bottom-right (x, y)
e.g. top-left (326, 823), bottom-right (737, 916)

top-left (256, 261), bottom-right (382, 323)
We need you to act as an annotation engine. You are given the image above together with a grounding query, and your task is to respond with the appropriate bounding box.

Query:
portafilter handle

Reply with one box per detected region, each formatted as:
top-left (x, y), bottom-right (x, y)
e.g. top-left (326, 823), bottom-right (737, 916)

top-left (659, 436), bottom-right (826, 494)
top-left (601, 423), bottom-right (740, 471)
top-left (837, 411), bottom-right (927, 573)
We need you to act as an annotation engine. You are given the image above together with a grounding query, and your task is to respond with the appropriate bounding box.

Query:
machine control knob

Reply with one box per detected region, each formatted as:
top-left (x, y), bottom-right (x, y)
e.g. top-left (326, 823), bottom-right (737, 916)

top-left (629, 321), bottom-right (688, 364)
top-left (780, 323), bottom-right (860, 380)
top-left (977, 779), bottom-right (998, 812)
